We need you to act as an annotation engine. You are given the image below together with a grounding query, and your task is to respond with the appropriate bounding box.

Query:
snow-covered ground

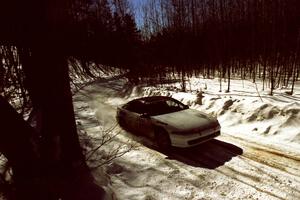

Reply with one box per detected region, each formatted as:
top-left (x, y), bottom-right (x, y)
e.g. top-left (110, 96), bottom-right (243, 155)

top-left (74, 75), bottom-right (300, 200)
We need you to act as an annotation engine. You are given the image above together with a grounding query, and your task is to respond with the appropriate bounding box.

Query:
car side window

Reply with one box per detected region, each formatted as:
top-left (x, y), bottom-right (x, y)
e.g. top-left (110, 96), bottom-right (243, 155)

top-left (166, 99), bottom-right (185, 110)
top-left (125, 101), bottom-right (145, 114)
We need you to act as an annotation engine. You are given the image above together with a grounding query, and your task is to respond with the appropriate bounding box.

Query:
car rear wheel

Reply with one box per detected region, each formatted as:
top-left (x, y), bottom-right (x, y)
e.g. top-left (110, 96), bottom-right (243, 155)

top-left (155, 128), bottom-right (171, 151)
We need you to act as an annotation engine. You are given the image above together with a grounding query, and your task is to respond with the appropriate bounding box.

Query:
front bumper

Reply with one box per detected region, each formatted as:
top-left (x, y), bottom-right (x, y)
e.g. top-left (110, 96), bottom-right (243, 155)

top-left (169, 127), bottom-right (221, 148)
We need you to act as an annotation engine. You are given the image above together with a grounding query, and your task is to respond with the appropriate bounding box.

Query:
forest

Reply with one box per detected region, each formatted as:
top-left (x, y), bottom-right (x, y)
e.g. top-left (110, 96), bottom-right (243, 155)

top-left (0, 0), bottom-right (300, 199)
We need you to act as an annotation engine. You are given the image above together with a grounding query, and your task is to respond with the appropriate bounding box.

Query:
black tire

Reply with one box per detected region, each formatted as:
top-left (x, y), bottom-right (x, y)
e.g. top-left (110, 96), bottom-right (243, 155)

top-left (155, 128), bottom-right (171, 151)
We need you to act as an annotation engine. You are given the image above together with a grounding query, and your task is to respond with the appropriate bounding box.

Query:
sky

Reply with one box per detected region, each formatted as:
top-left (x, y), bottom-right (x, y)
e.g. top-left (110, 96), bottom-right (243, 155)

top-left (131, 0), bottom-right (147, 8)
top-left (130, 0), bottom-right (148, 28)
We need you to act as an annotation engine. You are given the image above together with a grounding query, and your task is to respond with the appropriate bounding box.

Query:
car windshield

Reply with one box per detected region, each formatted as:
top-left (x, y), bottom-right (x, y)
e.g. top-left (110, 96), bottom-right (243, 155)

top-left (147, 99), bottom-right (188, 116)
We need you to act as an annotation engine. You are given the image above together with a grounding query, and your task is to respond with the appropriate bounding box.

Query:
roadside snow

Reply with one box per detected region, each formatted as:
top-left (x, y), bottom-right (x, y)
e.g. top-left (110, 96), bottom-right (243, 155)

top-left (74, 76), bottom-right (300, 200)
top-left (140, 78), bottom-right (300, 153)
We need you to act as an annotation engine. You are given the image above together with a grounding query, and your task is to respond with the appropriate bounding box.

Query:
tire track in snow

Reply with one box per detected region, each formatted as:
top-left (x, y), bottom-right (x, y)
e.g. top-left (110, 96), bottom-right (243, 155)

top-left (220, 134), bottom-right (300, 177)
top-left (217, 134), bottom-right (300, 200)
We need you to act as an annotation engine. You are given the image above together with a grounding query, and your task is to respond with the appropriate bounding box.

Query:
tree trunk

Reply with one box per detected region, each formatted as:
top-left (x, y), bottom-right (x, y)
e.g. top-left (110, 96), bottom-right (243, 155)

top-left (21, 48), bottom-right (83, 164)
top-left (291, 61), bottom-right (297, 95)
top-left (18, 48), bottom-right (105, 199)
top-left (227, 63), bottom-right (230, 92)
top-left (0, 96), bottom-right (41, 199)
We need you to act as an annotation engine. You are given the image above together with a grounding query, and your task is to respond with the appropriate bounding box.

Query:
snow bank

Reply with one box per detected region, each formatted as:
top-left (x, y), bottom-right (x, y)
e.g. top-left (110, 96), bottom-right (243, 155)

top-left (117, 77), bottom-right (300, 151)
top-left (74, 75), bottom-right (300, 200)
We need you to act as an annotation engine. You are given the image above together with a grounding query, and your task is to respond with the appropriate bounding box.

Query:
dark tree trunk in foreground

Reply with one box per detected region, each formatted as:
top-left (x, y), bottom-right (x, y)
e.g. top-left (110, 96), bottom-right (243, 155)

top-left (0, 96), bottom-right (40, 199)
top-left (21, 48), bottom-right (83, 172)
top-left (19, 48), bottom-right (105, 199)
top-left (0, 48), bottom-right (106, 199)
top-left (0, 0), bottom-right (106, 198)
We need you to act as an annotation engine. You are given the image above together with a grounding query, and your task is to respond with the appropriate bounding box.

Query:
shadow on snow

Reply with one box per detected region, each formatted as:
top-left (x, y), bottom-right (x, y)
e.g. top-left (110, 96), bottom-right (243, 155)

top-left (125, 128), bottom-right (243, 170)
top-left (165, 139), bottom-right (243, 169)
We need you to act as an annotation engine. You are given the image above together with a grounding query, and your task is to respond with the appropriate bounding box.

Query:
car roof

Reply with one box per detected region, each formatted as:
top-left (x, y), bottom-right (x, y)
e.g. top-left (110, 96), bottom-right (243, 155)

top-left (133, 96), bottom-right (172, 104)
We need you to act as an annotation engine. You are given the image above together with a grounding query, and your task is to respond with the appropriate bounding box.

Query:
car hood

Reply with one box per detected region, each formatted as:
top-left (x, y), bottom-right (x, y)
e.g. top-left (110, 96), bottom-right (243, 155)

top-left (152, 109), bottom-right (219, 132)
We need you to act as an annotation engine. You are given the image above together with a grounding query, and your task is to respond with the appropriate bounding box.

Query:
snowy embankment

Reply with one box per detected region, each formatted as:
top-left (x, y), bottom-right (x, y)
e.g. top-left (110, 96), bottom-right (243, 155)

top-left (74, 76), bottom-right (300, 200)
top-left (139, 77), bottom-right (300, 153)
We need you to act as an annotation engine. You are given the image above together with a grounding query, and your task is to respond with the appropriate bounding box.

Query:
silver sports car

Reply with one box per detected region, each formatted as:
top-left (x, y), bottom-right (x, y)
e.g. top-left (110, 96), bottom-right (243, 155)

top-left (116, 96), bottom-right (220, 149)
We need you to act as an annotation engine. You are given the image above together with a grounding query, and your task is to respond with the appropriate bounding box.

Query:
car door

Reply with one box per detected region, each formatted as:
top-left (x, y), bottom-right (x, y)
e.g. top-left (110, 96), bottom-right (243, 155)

top-left (124, 101), bottom-right (143, 132)
top-left (127, 111), bottom-right (140, 132)
top-left (139, 115), bottom-right (154, 138)
top-left (138, 103), bottom-right (155, 138)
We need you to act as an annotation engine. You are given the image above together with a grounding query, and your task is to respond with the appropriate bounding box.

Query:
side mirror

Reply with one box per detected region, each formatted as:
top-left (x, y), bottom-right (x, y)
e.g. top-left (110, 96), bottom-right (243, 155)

top-left (141, 113), bottom-right (150, 118)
